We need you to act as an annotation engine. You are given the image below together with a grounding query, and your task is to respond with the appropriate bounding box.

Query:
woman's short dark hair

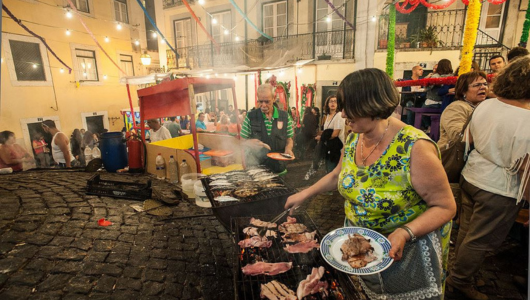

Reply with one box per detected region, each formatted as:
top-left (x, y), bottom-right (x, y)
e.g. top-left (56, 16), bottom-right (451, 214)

top-left (492, 56), bottom-right (530, 100)
top-left (0, 131), bottom-right (14, 144)
top-left (323, 95), bottom-right (340, 114)
top-left (338, 68), bottom-right (399, 119)
top-left (454, 71), bottom-right (487, 100)
top-left (436, 59), bottom-right (453, 75)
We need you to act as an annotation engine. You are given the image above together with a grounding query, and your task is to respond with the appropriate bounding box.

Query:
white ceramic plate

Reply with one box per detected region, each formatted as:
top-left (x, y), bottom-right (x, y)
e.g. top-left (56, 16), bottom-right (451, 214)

top-left (320, 227), bottom-right (393, 275)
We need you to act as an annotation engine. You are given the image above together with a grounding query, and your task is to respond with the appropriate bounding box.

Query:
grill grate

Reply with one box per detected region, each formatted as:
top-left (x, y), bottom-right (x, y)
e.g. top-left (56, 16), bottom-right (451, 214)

top-left (232, 212), bottom-right (360, 300)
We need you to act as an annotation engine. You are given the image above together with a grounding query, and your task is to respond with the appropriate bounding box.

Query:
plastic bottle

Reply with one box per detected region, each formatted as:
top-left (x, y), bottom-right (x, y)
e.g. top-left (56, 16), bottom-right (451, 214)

top-left (155, 153), bottom-right (166, 180)
top-left (84, 147), bottom-right (93, 164)
top-left (92, 146), bottom-right (101, 159)
top-left (168, 155), bottom-right (178, 184)
top-left (180, 159), bottom-right (191, 178)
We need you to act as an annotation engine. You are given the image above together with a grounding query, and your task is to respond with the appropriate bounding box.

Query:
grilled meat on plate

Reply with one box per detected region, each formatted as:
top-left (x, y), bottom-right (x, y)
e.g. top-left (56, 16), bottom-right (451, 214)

top-left (340, 233), bottom-right (377, 268)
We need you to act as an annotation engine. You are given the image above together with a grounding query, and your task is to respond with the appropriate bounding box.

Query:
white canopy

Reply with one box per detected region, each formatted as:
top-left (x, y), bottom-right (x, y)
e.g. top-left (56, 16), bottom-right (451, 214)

top-left (119, 73), bottom-right (172, 85)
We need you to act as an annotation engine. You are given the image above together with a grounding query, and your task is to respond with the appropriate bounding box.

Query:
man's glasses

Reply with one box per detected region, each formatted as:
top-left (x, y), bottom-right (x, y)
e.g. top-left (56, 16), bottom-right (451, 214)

top-left (329, 100), bottom-right (338, 103)
top-left (469, 82), bottom-right (488, 88)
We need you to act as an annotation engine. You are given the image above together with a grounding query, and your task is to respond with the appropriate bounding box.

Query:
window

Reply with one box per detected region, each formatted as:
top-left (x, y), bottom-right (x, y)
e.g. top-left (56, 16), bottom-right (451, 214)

top-left (2, 33), bottom-right (52, 86)
top-left (73, 0), bottom-right (89, 13)
top-left (263, 1), bottom-right (287, 38)
top-left (114, 0), bottom-right (128, 24)
top-left (174, 19), bottom-right (194, 48)
top-left (211, 11), bottom-right (231, 43)
top-left (119, 54), bottom-right (134, 76)
top-left (75, 48), bottom-right (98, 81)
top-left (315, 0), bottom-right (344, 33)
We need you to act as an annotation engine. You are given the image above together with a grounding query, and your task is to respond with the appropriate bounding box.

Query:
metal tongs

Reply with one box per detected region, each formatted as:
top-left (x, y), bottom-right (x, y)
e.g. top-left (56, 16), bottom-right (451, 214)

top-left (258, 206), bottom-right (298, 237)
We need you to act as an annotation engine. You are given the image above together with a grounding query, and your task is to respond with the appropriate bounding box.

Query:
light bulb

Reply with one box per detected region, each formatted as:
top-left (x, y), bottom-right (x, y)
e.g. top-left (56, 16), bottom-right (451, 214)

top-left (116, 23), bottom-right (122, 30)
top-left (135, 40), bottom-right (140, 46)
top-left (223, 73), bottom-right (227, 77)
top-left (326, 16), bottom-right (331, 23)
top-left (81, 63), bottom-right (86, 69)
top-left (66, 29), bottom-right (71, 36)
top-left (152, 32), bottom-right (157, 38)
top-left (224, 29), bottom-right (229, 35)
top-left (60, 68), bottom-right (64, 73)
top-left (103, 75), bottom-right (107, 80)
top-left (87, 63), bottom-right (91, 69)
top-left (233, 75), bottom-right (237, 81)
top-left (32, 64), bottom-right (37, 69)
top-left (235, 36), bottom-right (240, 41)
top-left (371, 15), bottom-right (377, 22)
top-left (279, 70), bottom-right (285, 76)
top-left (214, 73), bottom-right (218, 77)
top-left (198, 0), bottom-right (205, 5)
top-left (105, 36), bottom-right (110, 43)
top-left (66, 11), bottom-right (73, 18)
top-left (206, 74), bottom-right (210, 79)
top-left (83, 72), bottom-right (87, 77)
top-left (298, 68), bottom-right (302, 74)
top-left (212, 18), bottom-right (218, 25)
top-left (160, 39), bottom-right (166, 44)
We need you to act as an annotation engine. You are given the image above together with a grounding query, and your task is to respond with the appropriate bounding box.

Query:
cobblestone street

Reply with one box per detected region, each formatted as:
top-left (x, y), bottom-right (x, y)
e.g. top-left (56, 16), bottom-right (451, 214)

top-left (0, 159), bottom-right (527, 299)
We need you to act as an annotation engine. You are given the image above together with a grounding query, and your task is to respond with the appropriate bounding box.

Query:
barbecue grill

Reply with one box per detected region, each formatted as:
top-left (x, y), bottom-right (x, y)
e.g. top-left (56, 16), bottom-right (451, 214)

top-left (201, 172), bottom-right (296, 231)
top-left (232, 213), bottom-right (361, 300)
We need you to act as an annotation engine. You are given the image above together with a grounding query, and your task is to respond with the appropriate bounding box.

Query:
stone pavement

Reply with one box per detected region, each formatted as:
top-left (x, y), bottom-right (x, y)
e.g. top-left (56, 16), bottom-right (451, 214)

top-left (0, 159), bottom-right (527, 300)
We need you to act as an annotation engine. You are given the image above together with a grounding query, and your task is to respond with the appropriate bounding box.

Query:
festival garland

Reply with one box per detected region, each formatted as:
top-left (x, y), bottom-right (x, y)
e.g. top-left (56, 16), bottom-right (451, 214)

top-left (395, 0), bottom-right (420, 14)
top-left (394, 73), bottom-right (496, 87)
top-left (181, 0), bottom-right (220, 51)
top-left (386, 5), bottom-right (396, 77)
top-left (229, 0), bottom-right (273, 41)
top-left (520, 6), bottom-right (530, 48)
top-left (135, 0), bottom-right (179, 58)
top-left (458, 0), bottom-right (482, 76)
top-left (323, 0), bottom-right (355, 30)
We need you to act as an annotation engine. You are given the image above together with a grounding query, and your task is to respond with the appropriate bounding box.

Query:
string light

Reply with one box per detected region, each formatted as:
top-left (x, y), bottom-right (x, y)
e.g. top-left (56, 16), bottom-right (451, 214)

top-left (224, 73), bottom-right (227, 77)
top-left (298, 68), bottom-right (302, 74)
top-left (326, 16), bottom-right (331, 23)
top-left (214, 73), bottom-right (218, 77)
top-left (160, 39), bottom-right (166, 44)
top-left (104, 36), bottom-right (110, 43)
top-left (198, 0), bottom-right (205, 5)
top-left (66, 29), bottom-right (71, 36)
top-left (206, 74), bottom-right (210, 79)
top-left (212, 18), bottom-right (218, 25)
top-left (103, 74), bottom-right (107, 80)
top-left (224, 29), bottom-right (229, 35)
top-left (32, 64), bottom-right (37, 69)
top-left (60, 68), bottom-right (64, 73)
top-left (65, 10), bottom-right (72, 19)
top-left (83, 72), bottom-right (87, 77)
top-left (1, 58), bottom-right (3, 63)
top-left (116, 23), bottom-right (122, 30)
top-left (233, 75), bottom-right (237, 81)
top-left (279, 70), bottom-right (285, 76)
top-left (152, 32), bottom-right (157, 38)
top-left (135, 40), bottom-right (140, 46)
top-left (235, 36), bottom-right (240, 41)
top-left (371, 15), bottom-right (377, 22)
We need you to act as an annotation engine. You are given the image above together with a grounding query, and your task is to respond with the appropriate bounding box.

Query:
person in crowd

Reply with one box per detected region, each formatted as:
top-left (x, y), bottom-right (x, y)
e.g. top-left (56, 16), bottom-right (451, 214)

top-left (295, 108), bottom-right (318, 159)
top-left (507, 46), bottom-right (529, 63)
top-left (311, 107), bottom-right (321, 126)
top-left (216, 114), bottom-right (230, 132)
top-left (239, 110), bottom-right (247, 124)
top-left (240, 83), bottom-right (294, 173)
top-left (424, 63), bottom-right (438, 78)
top-left (285, 68), bottom-right (455, 299)
top-left (304, 95), bottom-right (345, 180)
top-left (0, 131), bottom-right (34, 171)
top-left (180, 115), bottom-right (190, 131)
top-left (92, 133), bottom-right (99, 147)
top-left (290, 107), bottom-right (300, 129)
top-left (32, 133), bottom-right (50, 168)
top-left (80, 128), bottom-right (86, 136)
top-left (165, 117), bottom-right (182, 138)
top-left (228, 105), bottom-right (236, 118)
top-left (403, 65), bottom-right (426, 123)
top-left (146, 119), bottom-right (171, 142)
top-left (70, 129), bottom-right (84, 167)
top-left (195, 113), bottom-right (207, 131)
top-left (439, 61), bottom-right (479, 110)
top-left (83, 131), bottom-right (95, 150)
top-left (228, 114), bottom-right (239, 133)
top-left (446, 56), bottom-right (530, 300)
top-left (41, 120), bottom-right (74, 168)
top-left (438, 71), bottom-right (488, 150)
top-left (488, 55), bottom-right (506, 74)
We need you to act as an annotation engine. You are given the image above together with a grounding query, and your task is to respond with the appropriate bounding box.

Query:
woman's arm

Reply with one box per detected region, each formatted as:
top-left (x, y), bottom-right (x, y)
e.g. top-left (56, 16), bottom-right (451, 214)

top-left (285, 150), bottom-right (344, 210)
top-left (0, 147), bottom-right (22, 164)
top-left (440, 104), bottom-right (469, 142)
top-left (388, 140), bottom-right (456, 260)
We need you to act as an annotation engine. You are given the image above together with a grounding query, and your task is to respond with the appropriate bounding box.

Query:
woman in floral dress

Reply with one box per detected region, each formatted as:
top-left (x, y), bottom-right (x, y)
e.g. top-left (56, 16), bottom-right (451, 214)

top-left (285, 68), bottom-right (456, 299)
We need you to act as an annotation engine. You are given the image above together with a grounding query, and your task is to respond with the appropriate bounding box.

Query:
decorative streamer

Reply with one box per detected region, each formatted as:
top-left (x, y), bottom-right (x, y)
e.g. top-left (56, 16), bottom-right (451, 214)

top-left (135, 0), bottom-right (179, 58)
top-left (458, 0), bottom-right (481, 76)
top-left (2, 4), bottom-right (72, 74)
top-left (181, 0), bottom-right (220, 51)
top-left (386, 5), bottom-right (396, 77)
top-left (395, 0), bottom-right (421, 14)
top-left (323, 0), bottom-right (355, 30)
top-left (394, 73), bottom-right (496, 88)
top-left (462, 0), bottom-right (507, 4)
top-left (66, 0), bottom-right (126, 75)
top-left (419, 0), bottom-right (457, 10)
top-left (229, 0), bottom-right (273, 41)
top-left (519, 6), bottom-right (530, 48)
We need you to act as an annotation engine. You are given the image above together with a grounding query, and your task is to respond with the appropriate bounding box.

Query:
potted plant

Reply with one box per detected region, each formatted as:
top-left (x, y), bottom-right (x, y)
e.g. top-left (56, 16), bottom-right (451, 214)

top-left (396, 36), bottom-right (410, 48)
top-left (317, 53), bottom-right (332, 60)
top-left (419, 26), bottom-right (443, 53)
top-left (410, 31), bottom-right (421, 49)
top-left (378, 39), bottom-right (388, 49)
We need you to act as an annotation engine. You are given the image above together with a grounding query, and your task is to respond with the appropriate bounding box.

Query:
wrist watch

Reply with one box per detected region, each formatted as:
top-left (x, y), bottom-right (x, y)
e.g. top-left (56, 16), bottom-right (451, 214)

top-left (400, 225), bottom-right (417, 243)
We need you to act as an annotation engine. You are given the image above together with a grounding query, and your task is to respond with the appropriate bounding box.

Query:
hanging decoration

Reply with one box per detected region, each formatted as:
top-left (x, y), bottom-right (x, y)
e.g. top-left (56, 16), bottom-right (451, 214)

top-left (229, 0), bottom-right (273, 41)
top-left (135, 0), bottom-right (179, 58)
top-left (2, 4), bottom-right (72, 74)
top-left (419, 0), bottom-right (457, 10)
top-left (300, 84), bottom-right (315, 118)
top-left (462, 0), bottom-right (507, 4)
top-left (181, 0), bottom-right (220, 51)
top-left (519, 6), bottom-right (530, 48)
top-left (275, 81), bottom-right (291, 111)
top-left (323, 0), bottom-right (355, 30)
top-left (66, 0), bottom-right (126, 75)
top-left (395, 0), bottom-right (420, 14)
top-left (386, 5), bottom-right (396, 77)
top-left (394, 73), bottom-right (496, 88)
top-left (458, 0), bottom-right (482, 75)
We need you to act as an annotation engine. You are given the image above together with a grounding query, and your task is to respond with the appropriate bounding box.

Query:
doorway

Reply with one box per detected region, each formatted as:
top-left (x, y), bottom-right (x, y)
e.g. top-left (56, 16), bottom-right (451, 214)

top-left (81, 111), bottom-right (109, 134)
top-left (20, 116), bottom-right (61, 167)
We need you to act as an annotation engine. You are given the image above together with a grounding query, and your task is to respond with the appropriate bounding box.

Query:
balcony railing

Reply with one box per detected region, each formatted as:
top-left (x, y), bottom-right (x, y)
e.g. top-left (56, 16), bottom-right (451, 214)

top-left (163, 0), bottom-right (185, 9)
top-left (166, 29), bottom-right (354, 70)
top-left (377, 9), bottom-right (503, 50)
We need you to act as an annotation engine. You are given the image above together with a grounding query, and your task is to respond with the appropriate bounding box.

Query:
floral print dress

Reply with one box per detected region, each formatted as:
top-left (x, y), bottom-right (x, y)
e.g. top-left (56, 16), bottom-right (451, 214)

top-left (339, 125), bottom-right (452, 299)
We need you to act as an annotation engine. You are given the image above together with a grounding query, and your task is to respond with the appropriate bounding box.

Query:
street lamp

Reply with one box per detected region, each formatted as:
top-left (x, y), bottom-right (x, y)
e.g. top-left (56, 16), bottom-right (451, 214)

top-left (140, 51), bottom-right (151, 66)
